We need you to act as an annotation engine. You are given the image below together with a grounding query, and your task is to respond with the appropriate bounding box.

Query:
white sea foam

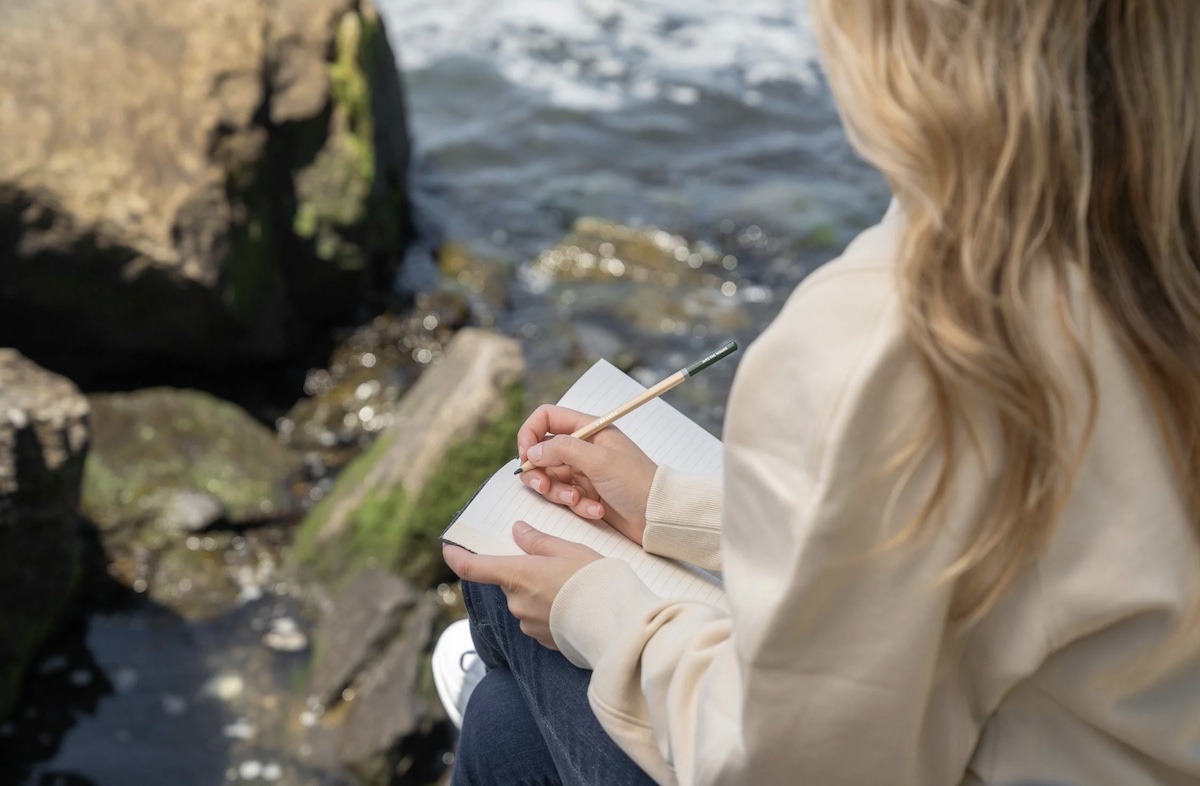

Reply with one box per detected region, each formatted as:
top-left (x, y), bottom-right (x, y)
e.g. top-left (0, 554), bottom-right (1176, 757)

top-left (377, 0), bottom-right (820, 111)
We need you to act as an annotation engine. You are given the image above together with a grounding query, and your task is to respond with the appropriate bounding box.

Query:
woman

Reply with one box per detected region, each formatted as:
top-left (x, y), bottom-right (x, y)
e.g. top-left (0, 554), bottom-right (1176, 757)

top-left (442, 1), bottom-right (1200, 784)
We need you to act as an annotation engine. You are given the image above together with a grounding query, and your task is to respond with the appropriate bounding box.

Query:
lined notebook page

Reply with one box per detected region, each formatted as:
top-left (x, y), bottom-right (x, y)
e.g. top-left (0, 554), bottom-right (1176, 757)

top-left (442, 360), bottom-right (726, 609)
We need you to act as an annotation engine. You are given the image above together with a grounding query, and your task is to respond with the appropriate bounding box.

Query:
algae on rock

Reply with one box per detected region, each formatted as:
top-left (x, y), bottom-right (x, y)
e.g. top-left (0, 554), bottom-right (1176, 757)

top-left (291, 329), bottom-right (525, 593)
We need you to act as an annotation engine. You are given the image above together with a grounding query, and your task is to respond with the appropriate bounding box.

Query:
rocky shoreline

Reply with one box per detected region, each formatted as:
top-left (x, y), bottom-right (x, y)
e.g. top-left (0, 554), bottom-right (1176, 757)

top-left (0, 0), bottom-right (469, 782)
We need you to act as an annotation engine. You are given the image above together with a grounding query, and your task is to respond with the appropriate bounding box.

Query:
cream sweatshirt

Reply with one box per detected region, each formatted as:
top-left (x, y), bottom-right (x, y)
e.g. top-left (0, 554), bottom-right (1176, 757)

top-left (549, 205), bottom-right (1200, 786)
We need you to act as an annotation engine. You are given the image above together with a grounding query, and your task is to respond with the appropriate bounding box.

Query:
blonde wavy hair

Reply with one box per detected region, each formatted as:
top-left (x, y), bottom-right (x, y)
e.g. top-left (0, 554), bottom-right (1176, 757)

top-left (811, 0), bottom-right (1200, 623)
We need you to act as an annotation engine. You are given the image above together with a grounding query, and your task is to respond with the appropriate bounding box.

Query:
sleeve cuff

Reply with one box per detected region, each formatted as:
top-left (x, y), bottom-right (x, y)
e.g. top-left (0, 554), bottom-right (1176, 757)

top-left (550, 558), bottom-right (663, 669)
top-left (642, 467), bottom-right (723, 571)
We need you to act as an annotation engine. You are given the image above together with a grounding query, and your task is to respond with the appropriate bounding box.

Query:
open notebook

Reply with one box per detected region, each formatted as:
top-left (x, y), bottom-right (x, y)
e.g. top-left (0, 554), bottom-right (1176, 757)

top-left (441, 359), bottom-right (727, 610)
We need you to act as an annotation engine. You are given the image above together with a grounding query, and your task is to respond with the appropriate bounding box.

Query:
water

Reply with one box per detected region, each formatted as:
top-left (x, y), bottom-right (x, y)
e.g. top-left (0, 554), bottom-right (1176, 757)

top-left (380, 0), bottom-right (890, 428)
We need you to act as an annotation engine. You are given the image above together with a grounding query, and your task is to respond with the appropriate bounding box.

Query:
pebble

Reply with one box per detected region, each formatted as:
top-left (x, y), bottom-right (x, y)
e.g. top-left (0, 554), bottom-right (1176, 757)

top-left (262, 617), bottom-right (307, 652)
top-left (262, 762), bottom-right (282, 781)
top-left (203, 673), bottom-right (244, 701)
top-left (223, 719), bottom-right (255, 740)
top-left (238, 760), bottom-right (262, 780)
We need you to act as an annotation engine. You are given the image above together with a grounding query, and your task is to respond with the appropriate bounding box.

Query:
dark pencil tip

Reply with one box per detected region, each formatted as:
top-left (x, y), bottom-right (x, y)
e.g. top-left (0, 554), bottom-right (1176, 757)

top-left (513, 467), bottom-right (524, 475)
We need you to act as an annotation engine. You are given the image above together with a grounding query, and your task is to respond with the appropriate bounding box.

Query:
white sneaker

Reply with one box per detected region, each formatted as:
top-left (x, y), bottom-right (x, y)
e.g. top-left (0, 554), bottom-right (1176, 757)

top-left (432, 619), bottom-right (487, 729)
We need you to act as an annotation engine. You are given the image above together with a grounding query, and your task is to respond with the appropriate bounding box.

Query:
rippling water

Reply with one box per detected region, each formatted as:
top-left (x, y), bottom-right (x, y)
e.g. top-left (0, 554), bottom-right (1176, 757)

top-left (379, 0), bottom-right (890, 428)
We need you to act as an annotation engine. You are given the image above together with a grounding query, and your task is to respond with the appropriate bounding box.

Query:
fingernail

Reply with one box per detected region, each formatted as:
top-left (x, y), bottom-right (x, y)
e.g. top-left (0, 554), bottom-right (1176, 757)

top-left (513, 520), bottom-right (530, 535)
top-left (531, 478), bottom-right (543, 492)
top-left (559, 490), bottom-right (574, 504)
top-left (588, 504), bottom-right (602, 516)
top-left (528, 443), bottom-right (543, 461)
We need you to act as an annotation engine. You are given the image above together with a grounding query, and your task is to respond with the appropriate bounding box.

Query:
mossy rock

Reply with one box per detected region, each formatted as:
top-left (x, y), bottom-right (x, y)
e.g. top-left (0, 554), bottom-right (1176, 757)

top-left (82, 388), bottom-right (304, 537)
top-left (290, 329), bottom-right (524, 593)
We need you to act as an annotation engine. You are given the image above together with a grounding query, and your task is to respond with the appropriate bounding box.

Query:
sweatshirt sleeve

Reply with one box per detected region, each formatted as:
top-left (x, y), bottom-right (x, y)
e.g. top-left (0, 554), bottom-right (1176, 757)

top-left (550, 233), bottom-right (992, 786)
top-left (641, 468), bottom-right (723, 571)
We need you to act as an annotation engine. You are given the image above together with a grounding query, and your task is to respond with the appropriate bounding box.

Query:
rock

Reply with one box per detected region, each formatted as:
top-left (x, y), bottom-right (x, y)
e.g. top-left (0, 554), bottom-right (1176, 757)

top-left (157, 489), bottom-right (228, 535)
top-left (0, 350), bottom-right (89, 719)
top-left (82, 388), bottom-right (304, 539)
top-left (437, 243), bottom-right (512, 328)
top-left (308, 570), bottom-right (418, 708)
top-left (290, 328), bottom-right (524, 591)
top-left (0, 0), bottom-right (411, 368)
top-left (280, 289), bottom-right (471, 454)
top-left (525, 217), bottom-right (730, 288)
top-left (296, 571), bottom-right (452, 785)
top-left (337, 598), bottom-right (447, 785)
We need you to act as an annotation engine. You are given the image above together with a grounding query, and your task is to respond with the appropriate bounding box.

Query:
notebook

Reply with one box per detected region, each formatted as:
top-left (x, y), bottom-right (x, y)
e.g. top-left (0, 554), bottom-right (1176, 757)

top-left (440, 359), bottom-right (727, 610)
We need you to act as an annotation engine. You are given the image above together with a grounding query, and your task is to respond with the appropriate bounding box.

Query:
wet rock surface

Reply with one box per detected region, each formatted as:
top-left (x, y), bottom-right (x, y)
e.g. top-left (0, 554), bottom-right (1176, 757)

top-left (0, 350), bottom-right (89, 718)
top-left (309, 571), bottom-right (419, 709)
top-left (280, 290), bottom-right (471, 457)
top-left (303, 571), bottom-right (449, 785)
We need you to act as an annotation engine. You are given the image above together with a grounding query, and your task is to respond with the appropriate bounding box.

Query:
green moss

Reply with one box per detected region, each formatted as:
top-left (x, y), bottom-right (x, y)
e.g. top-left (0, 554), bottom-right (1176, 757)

top-left (329, 13), bottom-right (376, 178)
top-left (290, 9), bottom-right (380, 272)
top-left (292, 384), bottom-right (525, 590)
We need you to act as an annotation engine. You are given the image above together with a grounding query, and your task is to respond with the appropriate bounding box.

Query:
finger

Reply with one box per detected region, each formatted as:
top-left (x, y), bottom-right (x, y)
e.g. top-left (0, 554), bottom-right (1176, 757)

top-left (512, 521), bottom-right (580, 557)
top-left (519, 465), bottom-right (573, 494)
top-left (526, 433), bottom-right (606, 475)
top-left (517, 405), bottom-right (597, 458)
top-left (570, 496), bottom-right (606, 520)
top-left (545, 479), bottom-right (582, 507)
top-left (442, 545), bottom-right (525, 592)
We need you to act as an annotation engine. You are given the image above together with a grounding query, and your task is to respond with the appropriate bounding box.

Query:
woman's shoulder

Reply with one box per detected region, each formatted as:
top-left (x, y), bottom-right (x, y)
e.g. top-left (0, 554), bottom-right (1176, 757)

top-left (776, 201), bottom-right (906, 327)
top-left (728, 206), bottom-right (920, 459)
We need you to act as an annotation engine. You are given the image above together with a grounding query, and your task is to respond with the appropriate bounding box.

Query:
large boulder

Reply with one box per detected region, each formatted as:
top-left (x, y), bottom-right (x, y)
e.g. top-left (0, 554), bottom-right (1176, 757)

top-left (0, 0), bottom-right (411, 368)
top-left (0, 350), bottom-right (89, 719)
top-left (291, 328), bottom-right (524, 592)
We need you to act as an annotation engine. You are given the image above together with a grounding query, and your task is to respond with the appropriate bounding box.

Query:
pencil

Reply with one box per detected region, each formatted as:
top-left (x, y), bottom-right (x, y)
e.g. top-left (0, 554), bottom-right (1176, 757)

top-left (514, 340), bottom-right (738, 475)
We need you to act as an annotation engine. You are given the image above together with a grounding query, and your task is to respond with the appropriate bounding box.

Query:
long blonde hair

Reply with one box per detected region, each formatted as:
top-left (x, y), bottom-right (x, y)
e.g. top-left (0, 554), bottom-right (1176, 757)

top-left (811, 0), bottom-right (1200, 623)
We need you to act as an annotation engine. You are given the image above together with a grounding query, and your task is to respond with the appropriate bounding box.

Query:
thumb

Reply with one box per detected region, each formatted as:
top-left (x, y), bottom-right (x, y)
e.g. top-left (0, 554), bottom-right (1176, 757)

top-left (512, 521), bottom-right (575, 557)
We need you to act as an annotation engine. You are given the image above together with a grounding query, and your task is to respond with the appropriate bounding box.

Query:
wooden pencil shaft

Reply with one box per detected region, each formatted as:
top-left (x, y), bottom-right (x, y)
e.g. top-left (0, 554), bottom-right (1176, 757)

top-left (569, 371), bottom-right (686, 440)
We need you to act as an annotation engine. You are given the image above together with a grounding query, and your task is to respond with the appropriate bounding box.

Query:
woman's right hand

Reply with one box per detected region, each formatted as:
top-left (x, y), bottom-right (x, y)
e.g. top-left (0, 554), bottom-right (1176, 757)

top-left (516, 405), bottom-right (658, 547)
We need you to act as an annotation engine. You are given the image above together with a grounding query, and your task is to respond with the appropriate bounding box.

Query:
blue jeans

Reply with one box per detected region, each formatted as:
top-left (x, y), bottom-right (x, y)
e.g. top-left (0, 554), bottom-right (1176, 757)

top-left (452, 581), bottom-right (658, 786)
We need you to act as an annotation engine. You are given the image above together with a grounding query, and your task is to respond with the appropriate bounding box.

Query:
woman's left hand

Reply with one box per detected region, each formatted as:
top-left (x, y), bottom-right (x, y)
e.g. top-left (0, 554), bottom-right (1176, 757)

top-left (442, 521), bottom-right (602, 649)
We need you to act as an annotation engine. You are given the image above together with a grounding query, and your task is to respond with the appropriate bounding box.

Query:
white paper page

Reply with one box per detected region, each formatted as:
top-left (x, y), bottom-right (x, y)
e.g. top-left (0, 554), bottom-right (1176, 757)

top-left (442, 360), bottom-right (726, 608)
